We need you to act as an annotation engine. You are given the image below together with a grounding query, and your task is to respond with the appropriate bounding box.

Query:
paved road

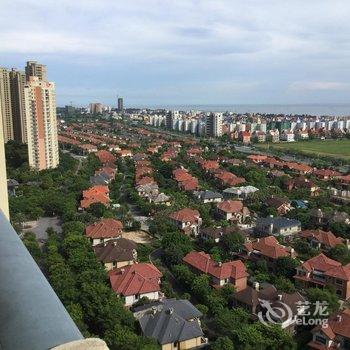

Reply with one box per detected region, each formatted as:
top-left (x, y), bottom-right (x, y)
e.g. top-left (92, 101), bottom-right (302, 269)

top-left (22, 217), bottom-right (62, 242)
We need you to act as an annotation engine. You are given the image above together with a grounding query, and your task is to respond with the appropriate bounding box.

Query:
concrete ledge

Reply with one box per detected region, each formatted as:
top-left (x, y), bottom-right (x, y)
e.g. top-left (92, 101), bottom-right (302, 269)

top-left (51, 338), bottom-right (109, 350)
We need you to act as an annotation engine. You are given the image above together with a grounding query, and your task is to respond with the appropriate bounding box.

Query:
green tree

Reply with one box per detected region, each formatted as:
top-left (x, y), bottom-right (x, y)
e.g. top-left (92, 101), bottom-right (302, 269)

top-left (307, 287), bottom-right (339, 317)
top-left (275, 256), bottom-right (299, 280)
top-left (328, 244), bottom-right (350, 264)
top-left (211, 336), bottom-right (234, 350)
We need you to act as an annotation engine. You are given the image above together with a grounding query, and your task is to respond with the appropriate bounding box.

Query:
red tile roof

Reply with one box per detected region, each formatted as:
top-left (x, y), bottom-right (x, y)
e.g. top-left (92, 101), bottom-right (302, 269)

top-left (85, 218), bottom-right (123, 239)
top-left (217, 200), bottom-right (243, 213)
top-left (183, 251), bottom-right (248, 280)
top-left (95, 150), bottom-right (116, 164)
top-left (173, 169), bottom-right (193, 182)
top-left (109, 263), bottom-right (162, 296)
top-left (80, 185), bottom-right (110, 208)
top-left (244, 236), bottom-right (290, 259)
top-left (311, 309), bottom-right (350, 342)
top-left (169, 208), bottom-right (201, 224)
top-left (301, 253), bottom-right (341, 273)
top-left (247, 155), bottom-right (267, 163)
top-left (200, 160), bottom-right (220, 171)
top-left (299, 230), bottom-right (343, 248)
top-left (136, 176), bottom-right (155, 186)
top-left (179, 178), bottom-right (199, 191)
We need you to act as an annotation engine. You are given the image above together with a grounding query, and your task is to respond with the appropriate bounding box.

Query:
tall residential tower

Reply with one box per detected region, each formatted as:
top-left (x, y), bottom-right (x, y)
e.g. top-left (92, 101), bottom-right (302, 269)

top-left (24, 76), bottom-right (59, 170)
top-left (206, 113), bottom-right (223, 137)
top-left (0, 68), bottom-right (14, 142)
top-left (25, 61), bottom-right (47, 82)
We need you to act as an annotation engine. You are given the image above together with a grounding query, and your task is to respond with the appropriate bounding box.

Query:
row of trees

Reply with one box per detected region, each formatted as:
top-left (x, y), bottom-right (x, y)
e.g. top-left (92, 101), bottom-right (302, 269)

top-left (44, 223), bottom-right (159, 349)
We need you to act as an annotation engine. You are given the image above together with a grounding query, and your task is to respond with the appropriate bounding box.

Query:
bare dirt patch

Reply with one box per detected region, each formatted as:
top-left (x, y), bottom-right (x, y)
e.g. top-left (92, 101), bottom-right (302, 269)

top-left (121, 230), bottom-right (153, 244)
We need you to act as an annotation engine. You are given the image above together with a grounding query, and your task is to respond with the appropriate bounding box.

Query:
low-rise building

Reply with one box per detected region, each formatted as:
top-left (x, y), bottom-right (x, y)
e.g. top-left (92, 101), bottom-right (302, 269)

top-left (133, 299), bottom-right (208, 350)
top-left (232, 283), bottom-right (306, 331)
top-left (194, 190), bottom-right (223, 203)
top-left (93, 238), bottom-right (137, 270)
top-left (264, 196), bottom-right (292, 216)
top-left (183, 251), bottom-right (248, 291)
top-left (169, 208), bottom-right (202, 236)
top-left (254, 216), bottom-right (301, 236)
top-left (200, 226), bottom-right (246, 243)
top-left (216, 200), bottom-right (250, 223)
top-left (239, 236), bottom-right (295, 270)
top-left (308, 308), bottom-right (350, 350)
top-left (85, 218), bottom-right (123, 246)
top-left (109, 263), bottom-right (163, 306)
top-left (294, 253), bottom-right (350, 300)
top-left (80, 185), bottom-right (110, 209)
top-left (298, 229), bottom-right (346, 252)
top-left (223, 185), bottom-right (259, 200)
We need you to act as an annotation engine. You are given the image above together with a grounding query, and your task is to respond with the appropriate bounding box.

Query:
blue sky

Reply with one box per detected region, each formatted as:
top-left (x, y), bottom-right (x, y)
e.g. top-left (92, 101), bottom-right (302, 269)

top-left (1, 0), bottom-right (350, 107)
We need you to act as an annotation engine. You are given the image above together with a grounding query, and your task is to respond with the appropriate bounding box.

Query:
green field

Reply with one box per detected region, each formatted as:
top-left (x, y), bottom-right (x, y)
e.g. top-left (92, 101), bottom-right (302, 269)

top-left (257, 139), bottom-right (350, 159)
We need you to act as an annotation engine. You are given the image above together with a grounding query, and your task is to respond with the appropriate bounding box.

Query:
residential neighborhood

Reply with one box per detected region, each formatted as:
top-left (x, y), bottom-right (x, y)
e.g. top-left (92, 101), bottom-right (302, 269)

top-left (5, 115), bottom-right (350, 350)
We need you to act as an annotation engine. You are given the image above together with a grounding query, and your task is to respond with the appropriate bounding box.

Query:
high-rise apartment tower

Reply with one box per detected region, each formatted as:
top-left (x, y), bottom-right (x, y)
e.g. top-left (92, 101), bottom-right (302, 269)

top-left (206, 113), bottom-right (223, 137)
top-left (24, 76), bottom-right (59, 170)
top-left (25, 61), bottom-right (47, 82)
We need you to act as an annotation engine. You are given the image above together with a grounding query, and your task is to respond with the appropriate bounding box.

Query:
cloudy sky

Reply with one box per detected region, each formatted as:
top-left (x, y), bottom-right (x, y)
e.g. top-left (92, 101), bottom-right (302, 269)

top-left (1, 0), bottom-right (350, 107)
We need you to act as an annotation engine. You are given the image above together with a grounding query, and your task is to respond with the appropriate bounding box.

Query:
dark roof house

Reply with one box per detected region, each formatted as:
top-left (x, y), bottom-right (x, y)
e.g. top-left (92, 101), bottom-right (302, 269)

top-left (134, 299), bottom-right (207, 348)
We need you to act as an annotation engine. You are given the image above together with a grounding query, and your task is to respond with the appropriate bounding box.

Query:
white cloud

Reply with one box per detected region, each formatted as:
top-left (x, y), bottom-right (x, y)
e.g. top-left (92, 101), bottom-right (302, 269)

top-left (1, 0), bottom-right (350, 60)
top-left (2, 0), bottom-right (350, 104)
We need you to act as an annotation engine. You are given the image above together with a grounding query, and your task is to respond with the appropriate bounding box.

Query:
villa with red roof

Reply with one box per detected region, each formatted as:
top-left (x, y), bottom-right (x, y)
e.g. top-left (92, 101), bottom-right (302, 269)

top-left (109, 263), bottom-right (163, 306)
top-left (308, 308), bottom-right (350, 349)
top-left (298, 229), bottom-right (345, 252)
top-left (283, 162), bottom-right (313, 175)
top-left (80, 185), bottom-right (110, 209)
top-left (183, 251), bottom-right (248, 291)
top-left (216, 200), bottom-right (250, 223)
top-left (247, 154), bottom-right (268, 164)
top-left (294, 253), bottom-right (350, 300)
top-left (200, 160), bottom-right (220, 172)
top-left (239, 236), bottom-right (295, 270)
top-left (169, 208), bottom-right (202, 236)
top-left (173, 168), bottom-right (193, 182)
top-left (313, 168), bottom-right (341, 180)
top-left (85, 218), bottom-right (123, 246)
top-left (213, 170), bottom-right (246, 188)
top-left (95, 150), bottom-right (116, 165)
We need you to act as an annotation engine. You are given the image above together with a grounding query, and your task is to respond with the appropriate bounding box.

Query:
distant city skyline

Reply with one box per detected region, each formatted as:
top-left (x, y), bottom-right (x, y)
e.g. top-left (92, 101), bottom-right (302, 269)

top-left (2, 1), bottom-right (350, 106)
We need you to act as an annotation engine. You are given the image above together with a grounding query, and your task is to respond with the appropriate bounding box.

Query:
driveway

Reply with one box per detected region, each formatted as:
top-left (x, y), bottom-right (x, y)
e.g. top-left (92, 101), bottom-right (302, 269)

top-left (22, 216), bottom-right (62, 242)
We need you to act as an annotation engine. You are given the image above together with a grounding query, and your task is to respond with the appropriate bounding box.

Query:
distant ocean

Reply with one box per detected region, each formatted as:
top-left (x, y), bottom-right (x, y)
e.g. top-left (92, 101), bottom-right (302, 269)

top-left (139, 104), bottom-right (350, 117)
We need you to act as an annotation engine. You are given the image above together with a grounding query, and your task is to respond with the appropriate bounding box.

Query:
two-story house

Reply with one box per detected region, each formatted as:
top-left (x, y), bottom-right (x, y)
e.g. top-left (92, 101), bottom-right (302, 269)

top-left (93, 238), bottom-right (137, 271)
top-left (85, 218), bottom-right (123, 246)
top-left (298, 229), bottom-right (346, 252)
top-left (238, 236), bottom-right (295, 271)
top-left (133, 299), bottom-right (208, 350)
top-left (308, 309), bottom-right (350, 349)
top-left (216, 200), bottom-right (250, 223)
top-left (169, 208), bottom-right (202, 236)
top-left (183, 251), bottom-right (248, 291)
top-left (109, 263), bottom-right (163, 306)
top-left (254, 216), bottom-right (301, 237)
top-left (294, 253), bottom-right (350, 300)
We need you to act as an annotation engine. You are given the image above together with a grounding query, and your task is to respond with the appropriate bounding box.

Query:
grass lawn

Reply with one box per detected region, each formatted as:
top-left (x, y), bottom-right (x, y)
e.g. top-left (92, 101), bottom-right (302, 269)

top-left (257, 139), bottom-right (350, 159)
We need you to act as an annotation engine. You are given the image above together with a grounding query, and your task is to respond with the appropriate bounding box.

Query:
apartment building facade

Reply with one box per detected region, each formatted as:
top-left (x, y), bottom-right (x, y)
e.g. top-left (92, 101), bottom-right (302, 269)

top-left (24, 76), bottom-right (59, 170)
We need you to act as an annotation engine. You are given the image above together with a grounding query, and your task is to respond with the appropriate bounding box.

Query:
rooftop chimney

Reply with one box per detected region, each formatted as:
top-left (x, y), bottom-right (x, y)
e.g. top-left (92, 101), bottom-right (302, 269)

top-left (337, 315), bottom-right (342, 322)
